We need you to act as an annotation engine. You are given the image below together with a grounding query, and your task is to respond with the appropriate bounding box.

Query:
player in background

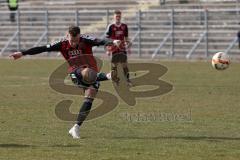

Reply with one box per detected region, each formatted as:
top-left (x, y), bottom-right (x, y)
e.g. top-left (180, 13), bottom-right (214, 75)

top-left (10, 26), bottom-right (118, 139)
top-left (105, 10), bottom-right (133, 86)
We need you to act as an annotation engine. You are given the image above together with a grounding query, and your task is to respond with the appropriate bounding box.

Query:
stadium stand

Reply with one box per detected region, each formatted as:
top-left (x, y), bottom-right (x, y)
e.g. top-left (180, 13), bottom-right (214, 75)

top-left (153, 0), bottom-right (239, 9)
top-left (0, 0), bottom-right (239, 58)
top-left (142, 0), bottom-right (240, 58)
top-left (0, 0), bottom-right (157, 56)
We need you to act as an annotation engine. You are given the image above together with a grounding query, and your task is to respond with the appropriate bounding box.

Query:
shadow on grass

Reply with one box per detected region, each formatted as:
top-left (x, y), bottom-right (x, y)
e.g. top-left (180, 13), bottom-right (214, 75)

top-left (0, 144), bottom-right (35, 148)
top-left (112, 136), bottom-right (240, 142)
top-left (50, 144), bottom-right (82, 148)
top-left (0, 144), bottom-right (82, 148)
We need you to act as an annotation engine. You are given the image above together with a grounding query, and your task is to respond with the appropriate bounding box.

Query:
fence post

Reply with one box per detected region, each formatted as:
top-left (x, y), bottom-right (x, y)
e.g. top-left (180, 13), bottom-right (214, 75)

top-left (45, 10), bottom-right (49, 44)
top-left (160, 0), bottom-right (166, 5)
top-left (45, 10), bottom-right (49, 56)
top-left (237, 0), bottom-right (240, 24)
top-left (138, 10), bottom-right (142, 58)
top-left (171, 9), bottom-right (175, 57)
top-left (75, 10), bottom-right (79, 27)
top-left (106, 9), bottom-right (109, 27)
top-left (204, 9), bottom-right (208, 58)
top-left (17, 10), bottom-right (20, 51)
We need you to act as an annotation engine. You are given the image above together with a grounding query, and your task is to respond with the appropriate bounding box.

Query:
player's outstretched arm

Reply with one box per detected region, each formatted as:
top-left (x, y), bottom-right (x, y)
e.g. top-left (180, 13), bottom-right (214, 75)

top-left (9, 46), bottom-right (48, 60)
top-left (9, 42), bottom-right (61, 60)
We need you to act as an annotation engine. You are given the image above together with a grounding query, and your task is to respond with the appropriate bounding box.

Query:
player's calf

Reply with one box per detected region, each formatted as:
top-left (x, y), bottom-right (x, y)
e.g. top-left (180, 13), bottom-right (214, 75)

top-left (76, 97), bottom-right (93, 126)
top-left (123, 66), bottom-right (133, 86)
top-left (69, 97), bottom-right (94, 139)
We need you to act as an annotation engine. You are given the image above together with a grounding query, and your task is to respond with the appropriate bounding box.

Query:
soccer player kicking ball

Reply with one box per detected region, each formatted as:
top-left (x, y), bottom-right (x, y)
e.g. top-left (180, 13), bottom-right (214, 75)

top-left (105, 10), bottom-right (133, 86)
top-left (10, 26), bottom-right (119, 139)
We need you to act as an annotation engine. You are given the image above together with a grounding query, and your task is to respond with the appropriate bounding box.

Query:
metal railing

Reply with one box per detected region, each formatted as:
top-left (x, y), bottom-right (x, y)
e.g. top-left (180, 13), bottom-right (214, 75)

top-left (0, 8), bottom-right (239, 58)
top-left (0, 10), bottom-right (20, 55)
top-left (225, 36), bottom-right (239, 55)
top-left (0, 31), bottom-right (18, 55)
top-left (151, 9), bottom-right (175, 58)
top-left (152, 31), bottom-right (172, 59)
top-left (186, 31), bottom-right (207, 59)
top-left (34, 11), bottom-right (49, 47)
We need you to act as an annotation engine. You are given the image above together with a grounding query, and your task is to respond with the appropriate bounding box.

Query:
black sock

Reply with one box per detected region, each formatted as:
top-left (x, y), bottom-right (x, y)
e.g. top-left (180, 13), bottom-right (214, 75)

top-left (77, 101), bottom-right (92, 126)
top-left (96, 72), bottom-right (109, 81)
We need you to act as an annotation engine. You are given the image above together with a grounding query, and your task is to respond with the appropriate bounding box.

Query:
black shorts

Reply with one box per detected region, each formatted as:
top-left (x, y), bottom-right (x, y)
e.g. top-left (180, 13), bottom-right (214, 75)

top-left (70, 68), bottom-right (100, 90)
top-left (111, 51), bottom-right (127, 63)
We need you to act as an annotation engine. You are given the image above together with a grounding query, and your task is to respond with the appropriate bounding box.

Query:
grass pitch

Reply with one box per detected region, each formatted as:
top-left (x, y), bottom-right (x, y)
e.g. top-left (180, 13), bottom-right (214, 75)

top-left (0, 59), bottom-right (240, 160)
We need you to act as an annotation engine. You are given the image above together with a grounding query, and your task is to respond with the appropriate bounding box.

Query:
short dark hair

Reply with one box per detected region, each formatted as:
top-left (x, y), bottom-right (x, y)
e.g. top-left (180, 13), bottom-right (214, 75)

top-left (114, 10), bottom-right (121, 15)
top-left (68, 26), bottom-right (80, 37)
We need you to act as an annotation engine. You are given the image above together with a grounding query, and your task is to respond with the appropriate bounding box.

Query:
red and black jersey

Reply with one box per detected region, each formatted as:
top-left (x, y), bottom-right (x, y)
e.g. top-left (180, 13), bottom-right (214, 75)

top-left (22, 35), bottom-right (112, 73)
top-left (105, 23), bottom-right (128, 52)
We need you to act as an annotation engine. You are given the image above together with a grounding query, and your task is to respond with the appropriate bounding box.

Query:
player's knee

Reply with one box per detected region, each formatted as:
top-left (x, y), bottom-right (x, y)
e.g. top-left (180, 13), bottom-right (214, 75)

top-left (81, 68), bottom-right (97, 84)
top-left (111, 65), bottom-right (117, 71)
